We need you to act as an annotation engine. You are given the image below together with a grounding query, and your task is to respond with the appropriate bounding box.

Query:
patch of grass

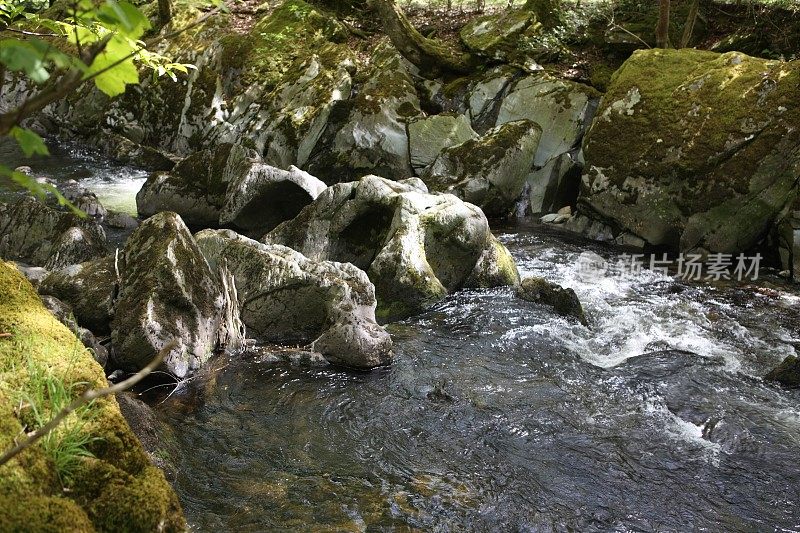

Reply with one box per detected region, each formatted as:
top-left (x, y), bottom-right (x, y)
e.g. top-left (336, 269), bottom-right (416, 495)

top-left (5, 334), bottom-right (101, 488)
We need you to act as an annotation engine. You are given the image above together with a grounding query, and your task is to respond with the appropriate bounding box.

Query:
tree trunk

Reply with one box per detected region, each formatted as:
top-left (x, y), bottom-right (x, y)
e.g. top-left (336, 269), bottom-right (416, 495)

top-left (679, 0), bottom-right (700, 48)
top-left (158, 0), bottom-right (172, 26)
top-left (369, 0), bottom-right (476, 78)
top-left (656, 0), bottom-right (671, 49)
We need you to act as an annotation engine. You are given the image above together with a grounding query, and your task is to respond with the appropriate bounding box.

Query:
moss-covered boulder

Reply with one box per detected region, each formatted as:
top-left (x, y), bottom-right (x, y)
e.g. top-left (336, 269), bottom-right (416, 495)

top-left (407, 114), bottom-right (478, 173)
top-left (517, 276), bottom-right (588, 326)
top-left (0, 261), bottom-right (185, 532)
top-left (112, 212), bottom-right (227, 378)
top-left (421, 120), bottom-right (542, 217)
top-left (39, 256), bottom-right (117, 336)
top-left (263, 175), bottom-right (520, 319)
top-left (308, 42), bottom-right (423, 183)
top-left (495, 73), bottom-right (600, 214)
top-left (196, 229), bottom-right (392, 369)
top-left (578, 49), bottom-right (800, 254)
top-left (0, 197), bottom-right (108, 270)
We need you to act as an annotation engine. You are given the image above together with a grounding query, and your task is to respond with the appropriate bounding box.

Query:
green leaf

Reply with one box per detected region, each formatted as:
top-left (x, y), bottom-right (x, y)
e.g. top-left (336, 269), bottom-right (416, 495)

top-left (85, 35), bottom-right (139, 96)
top-left (10, 127), bottom-right (49, 157)
top-left (0, 40), bottom-right (50, 83)
top-left (97, 0), bottom-right (150, 39)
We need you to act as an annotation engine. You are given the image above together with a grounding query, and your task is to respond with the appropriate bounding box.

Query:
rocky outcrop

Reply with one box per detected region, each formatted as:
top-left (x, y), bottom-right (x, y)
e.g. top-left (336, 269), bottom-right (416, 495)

top-left (0, 197), bottom-right (108, 270)
top-left (137, 143), bottom-right (326, 235)
top-left (39, 255), bottom-right (117, 335)
top-left (308, 43), bottom-right (423, 182)
top-left (421, 120), bottom-right (541, 217)
top-left (407, 114), bottom-right (477, 173)
top-left (111, 212), bottom-right (227, 378)
top-left (0, 261), bottom-right (185, 531)
top-left (577, 49), bottom-right (800, 255)
top-left (495, 73), bottom-right (599, 215)
top-left (264, 175), bottom-right (520, 319)
top-left (196, 229), bottom-right (392, 369)
top-left (517, 276), bottom-right (588, 326)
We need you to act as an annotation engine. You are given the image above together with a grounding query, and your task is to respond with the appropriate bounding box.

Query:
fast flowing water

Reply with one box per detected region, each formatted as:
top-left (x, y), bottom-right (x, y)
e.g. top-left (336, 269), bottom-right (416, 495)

top-left (152, 225), bottom-right (800, 532)
top-left (4, 145), bottom-right (800, 530)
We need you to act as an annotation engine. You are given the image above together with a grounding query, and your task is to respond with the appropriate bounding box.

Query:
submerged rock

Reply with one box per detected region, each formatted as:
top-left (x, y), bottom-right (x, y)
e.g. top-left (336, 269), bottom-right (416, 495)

top-left (0, 197), bottom-right (108, 270)
top-left (421, 119), bottom-right (541, 217)
top-left (765, 355), bottom-right (800, 388)
top-left (196, 229), bottom-right (392, 369)
top-left (577, 49), bottom-right (800, 254)
top-left (264, 175), bottom-right (520, 319)
top-left (112, 212), bottom-right (226, 378)
top-left (517, 276), bottom-right (588, 326)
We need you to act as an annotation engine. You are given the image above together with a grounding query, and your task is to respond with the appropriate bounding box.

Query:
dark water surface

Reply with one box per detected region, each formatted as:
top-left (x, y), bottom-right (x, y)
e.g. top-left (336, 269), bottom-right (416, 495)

top-left (154, 226), bottom-right (800, 532)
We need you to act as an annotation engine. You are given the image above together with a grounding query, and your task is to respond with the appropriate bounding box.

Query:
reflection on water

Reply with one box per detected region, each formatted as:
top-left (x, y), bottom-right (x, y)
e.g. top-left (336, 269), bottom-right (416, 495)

top-left (0, 137), bottom-right (147, 215)
top-left (150, 224), bottom-right (800, 531)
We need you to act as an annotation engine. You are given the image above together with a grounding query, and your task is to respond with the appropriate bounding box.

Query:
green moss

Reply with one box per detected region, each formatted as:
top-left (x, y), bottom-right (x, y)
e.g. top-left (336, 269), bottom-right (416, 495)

top-left (0, 494), bottom-right (94, 532)
top-left (0, 262), bottom-right (185, 532)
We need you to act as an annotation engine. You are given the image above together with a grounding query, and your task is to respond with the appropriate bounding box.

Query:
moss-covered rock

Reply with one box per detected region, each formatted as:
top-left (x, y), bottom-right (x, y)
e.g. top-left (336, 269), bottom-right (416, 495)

top-left (112, 212), bottom-right (226, 378)
top-left (307, 42), bottom-right (423, 183)
top-left (0, 261), bottom-right (185, 532)
top-left (0, 197), bottom-right (108, 270)
top-left (421, 120), bottom-right (542, 217)
top-left (517, 276), bottom-right (588, 326)
top-left (407, 114), bottom-right (477, 173)
top-left (196, 229), bottom-right (392, 369)
top-left (264, 175), bottom-right (520, 319)
top-left (578, 49), bottom-right (800, 254)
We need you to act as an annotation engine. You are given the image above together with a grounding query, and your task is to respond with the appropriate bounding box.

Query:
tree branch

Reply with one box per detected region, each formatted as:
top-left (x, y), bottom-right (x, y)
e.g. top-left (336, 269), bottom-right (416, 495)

top-left (0, 340), bottom-right (177, 468)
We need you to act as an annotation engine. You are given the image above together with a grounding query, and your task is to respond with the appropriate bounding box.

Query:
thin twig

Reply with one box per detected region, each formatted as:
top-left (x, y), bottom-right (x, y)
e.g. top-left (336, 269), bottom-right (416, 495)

top-left (0, 340), bottom-right (177, 468)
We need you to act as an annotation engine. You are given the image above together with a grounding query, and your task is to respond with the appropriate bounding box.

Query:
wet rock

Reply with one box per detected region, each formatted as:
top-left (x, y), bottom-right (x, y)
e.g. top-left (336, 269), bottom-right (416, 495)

top-left (421, 120), bottom-right (541, 218)
top-left (55, 181), bottom-right (107, 220)
top-left (116, 392), bottom-right (178, 480)
top-left (496, 73), bottom-right (599, 215)
top-left (517, 276), bottom-right (588, 326)
top-left (13, 263), bottom-right (49, 288)
top-left (765, 355), bottom-right (800, 387)
top-left (577, 49), bottom-right (800, 254)
top-left (264, 175), bottom-right (520, 319)
top-left (88, 130), bottom-right (175, 171)
top-left (407, 114), bottom-right (477, 173)
top-left (308, 43), bottom-right (423, 182)
top-left (196, 229), bottom-right (392, 369)
top-left (112, 212), bottom-right (226, 378)
top-left (0, 197), bottom-right (108, 270)
top-left (39, 255), bottom-right (117, 335)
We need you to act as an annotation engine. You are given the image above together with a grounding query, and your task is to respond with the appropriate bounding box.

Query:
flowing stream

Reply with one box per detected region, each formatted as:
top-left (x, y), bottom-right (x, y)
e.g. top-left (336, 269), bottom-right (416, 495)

top-left (4, 145), bottom-right (800, 530)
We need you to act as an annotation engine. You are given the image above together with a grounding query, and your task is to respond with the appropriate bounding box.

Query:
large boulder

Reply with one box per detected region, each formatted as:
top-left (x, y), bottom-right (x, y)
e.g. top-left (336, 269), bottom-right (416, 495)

top-left (137, 143), bottom-right (326, 235)
top-left (0, 261), bottom-right (185, 531)
top-left (421, 120), bottom-right (542, 217)
top-left (495, 73), bottom-right (600, 214)
top-left (407, 114), bottom-right (478, 173)
top-left (465, 65), bottom-right (520, 133)
top-left (111, 212), bottom-right (226, 378)
top-left (264, 175), bottom-right (520, 319)
top-left (0, 197), bottom-right (108, 270)
top-left (39, 255), bottom-right (117, 335)
top-left (577, 49), bottom-right (800, 254)
top-left (308, 43), bottom-right (423, 182)
top-left (196, 229), bottom-right (392, 368)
